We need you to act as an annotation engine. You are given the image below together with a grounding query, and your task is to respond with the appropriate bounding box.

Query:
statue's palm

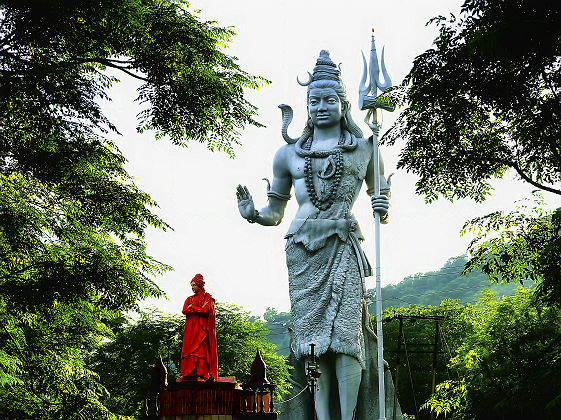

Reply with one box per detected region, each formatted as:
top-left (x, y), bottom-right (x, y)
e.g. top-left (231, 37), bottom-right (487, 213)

top-left (236, 184), bottom-right (255, 220)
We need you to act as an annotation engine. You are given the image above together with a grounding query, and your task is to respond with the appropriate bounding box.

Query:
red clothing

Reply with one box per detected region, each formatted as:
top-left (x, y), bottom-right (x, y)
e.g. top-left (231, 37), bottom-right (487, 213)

top-left (180, 291), bottom-right (218, 380)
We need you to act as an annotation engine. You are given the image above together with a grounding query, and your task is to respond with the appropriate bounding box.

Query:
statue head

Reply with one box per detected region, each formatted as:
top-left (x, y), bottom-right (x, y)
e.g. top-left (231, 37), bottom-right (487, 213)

top-left (308, 85), bottom-right (343, 129)
top-left (191, 273), bottom-right (205, 294)
top-left (299, 50), bottom-right (363, 138)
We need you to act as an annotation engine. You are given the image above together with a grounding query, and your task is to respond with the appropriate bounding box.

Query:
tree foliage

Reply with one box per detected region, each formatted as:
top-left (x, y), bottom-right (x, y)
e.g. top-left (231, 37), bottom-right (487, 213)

top-left (91, 309), bottom-right (183, 418)
top-left (386, 0), bottom-right (561, 202)
top-left (421, 289), bottom-right (561, 420)
top-left (382, 300), bottom-right (470, 419)
top-left (0, 0), bottom-right (266, 417)
top-left (1, 0), bottom-right (267, 156)
top-left (215, 303), bottom-right (291, 399)
top-left (463, 196), bottom-right (561, 307)
top-left (384, 289), bottom-right (561, 419)
top-left (263, 307), bottom-right (291, 357)
top-left (385, 0), bottom-right (561, 306)
top-left (0, 155), bottom-right (168, 418)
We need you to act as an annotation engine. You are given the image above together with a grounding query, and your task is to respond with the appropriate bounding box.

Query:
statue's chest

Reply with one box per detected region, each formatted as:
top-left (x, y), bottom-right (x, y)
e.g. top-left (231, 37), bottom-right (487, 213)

top-left (290, 147), bottom-right (370, 211)
top-left (290, 148), bottom-right (369, 182)
top-left (189, 293), bottom-right (205, 306)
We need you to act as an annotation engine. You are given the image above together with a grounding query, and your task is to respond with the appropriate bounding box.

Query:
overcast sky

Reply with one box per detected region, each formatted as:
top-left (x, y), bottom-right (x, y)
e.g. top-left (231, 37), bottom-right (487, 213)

top-left (102, 0), bottom-right (545, 317)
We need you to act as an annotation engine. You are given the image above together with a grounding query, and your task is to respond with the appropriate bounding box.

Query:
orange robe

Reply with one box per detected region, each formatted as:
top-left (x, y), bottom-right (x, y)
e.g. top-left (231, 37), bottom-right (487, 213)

top-left (180, 291), bottom-right (218, 380)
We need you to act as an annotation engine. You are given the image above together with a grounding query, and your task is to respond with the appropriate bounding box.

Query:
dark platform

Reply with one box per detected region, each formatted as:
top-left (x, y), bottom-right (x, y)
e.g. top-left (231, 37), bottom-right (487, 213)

top-left (159, 378), bottom-right (276, 419)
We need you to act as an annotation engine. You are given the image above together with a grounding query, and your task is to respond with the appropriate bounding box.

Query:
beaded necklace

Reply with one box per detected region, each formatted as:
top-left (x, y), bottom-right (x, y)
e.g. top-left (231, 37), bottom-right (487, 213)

top-left (302, 134), bottom-right (345, 211)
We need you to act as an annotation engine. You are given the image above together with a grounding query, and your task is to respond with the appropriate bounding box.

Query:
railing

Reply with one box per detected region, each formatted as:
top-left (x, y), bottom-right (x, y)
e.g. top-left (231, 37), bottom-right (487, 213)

top-left (240, 383), bottom-right (276, 414)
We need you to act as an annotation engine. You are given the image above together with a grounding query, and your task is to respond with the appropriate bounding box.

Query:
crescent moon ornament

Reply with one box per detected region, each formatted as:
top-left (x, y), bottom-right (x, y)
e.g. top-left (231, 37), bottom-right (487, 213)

top-left (297, 71), bottom-right (313, 86)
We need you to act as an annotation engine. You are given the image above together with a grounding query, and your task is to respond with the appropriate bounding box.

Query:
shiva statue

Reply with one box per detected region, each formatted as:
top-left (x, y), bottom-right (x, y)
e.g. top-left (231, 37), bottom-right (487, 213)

top-left (237, 50), bottom-right (401, 420)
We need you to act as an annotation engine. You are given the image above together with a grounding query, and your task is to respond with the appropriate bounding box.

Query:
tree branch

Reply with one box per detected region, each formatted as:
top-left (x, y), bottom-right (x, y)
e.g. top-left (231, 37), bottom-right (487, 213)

top-left (0, 263), bottom-right (40, 280)
top-left (502, 159), bottom-right (561, 196)
top-left (103, 57), bottom-right (135, 65)
top-left (80, 58), bottom-right (149, 82)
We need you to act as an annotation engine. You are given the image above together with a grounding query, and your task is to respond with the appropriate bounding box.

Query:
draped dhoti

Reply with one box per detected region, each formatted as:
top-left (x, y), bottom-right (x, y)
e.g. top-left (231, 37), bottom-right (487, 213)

top-left (285, 217), bottom-right (371, 368)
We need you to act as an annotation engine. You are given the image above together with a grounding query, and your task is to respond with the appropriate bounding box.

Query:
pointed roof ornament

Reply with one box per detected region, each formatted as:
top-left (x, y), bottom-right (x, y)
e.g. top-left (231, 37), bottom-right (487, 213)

top-left (248, 349), bottom-right (269, 385)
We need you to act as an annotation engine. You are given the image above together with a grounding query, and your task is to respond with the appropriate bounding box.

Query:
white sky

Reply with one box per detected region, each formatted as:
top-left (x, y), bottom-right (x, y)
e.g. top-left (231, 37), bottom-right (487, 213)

top-left (102, 0), bottom-right (549, 317)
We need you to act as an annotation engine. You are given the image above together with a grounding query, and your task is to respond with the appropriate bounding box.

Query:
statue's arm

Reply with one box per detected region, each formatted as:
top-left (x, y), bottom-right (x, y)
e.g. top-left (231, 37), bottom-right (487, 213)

top-left (366, 150), bottom-right (391, 194)
top-left (182, 298), bottom-right (193, 315)
top-left (188, 303), bottom-right (210, 316)
top-left (237, 146), bottom-right (292, 226)
top-left (365, 144), bottom-right (391, 224)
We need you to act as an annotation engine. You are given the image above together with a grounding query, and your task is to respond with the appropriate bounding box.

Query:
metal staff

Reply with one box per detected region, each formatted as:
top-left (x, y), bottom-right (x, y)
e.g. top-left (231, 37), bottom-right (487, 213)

top-left (358, 28), bottom-right (394, 420)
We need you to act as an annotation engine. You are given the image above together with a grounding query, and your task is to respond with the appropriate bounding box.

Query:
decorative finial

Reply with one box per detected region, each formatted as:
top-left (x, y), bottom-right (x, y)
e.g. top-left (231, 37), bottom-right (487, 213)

top-left (248, 349), bottom-right (269, 385)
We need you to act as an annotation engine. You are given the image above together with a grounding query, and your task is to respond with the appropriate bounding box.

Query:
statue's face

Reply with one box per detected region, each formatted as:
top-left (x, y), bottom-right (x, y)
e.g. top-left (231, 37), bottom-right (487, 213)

top-left (191, 281), bottom-right (202, 294)
top-left (308, 87), bottom-right (342, 129)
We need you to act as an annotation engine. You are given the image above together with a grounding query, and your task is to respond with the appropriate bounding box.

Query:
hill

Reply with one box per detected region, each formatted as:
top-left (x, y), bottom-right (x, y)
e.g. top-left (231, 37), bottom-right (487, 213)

top-left (368, 255), bottom-right (526, 312)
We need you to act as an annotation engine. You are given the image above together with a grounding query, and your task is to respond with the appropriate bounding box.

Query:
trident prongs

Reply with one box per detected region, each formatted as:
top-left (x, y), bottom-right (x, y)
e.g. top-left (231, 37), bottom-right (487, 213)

top-left (359, 29), bottom-right (392, 111)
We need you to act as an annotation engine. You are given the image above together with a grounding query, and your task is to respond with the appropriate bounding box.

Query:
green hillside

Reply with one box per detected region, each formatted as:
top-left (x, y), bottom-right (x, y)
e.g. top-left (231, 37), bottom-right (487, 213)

top-left (368, 255), bottom-right (526, 312)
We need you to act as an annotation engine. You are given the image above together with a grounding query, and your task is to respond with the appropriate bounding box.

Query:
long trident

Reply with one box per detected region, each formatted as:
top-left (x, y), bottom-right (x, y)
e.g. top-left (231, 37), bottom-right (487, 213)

top-left (359, 28), bottom-right (394, 420)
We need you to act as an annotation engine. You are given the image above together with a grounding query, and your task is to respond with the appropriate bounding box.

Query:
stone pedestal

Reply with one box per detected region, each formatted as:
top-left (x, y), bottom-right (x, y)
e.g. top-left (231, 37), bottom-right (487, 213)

top-left (159, 378), bottom-right (276, 420)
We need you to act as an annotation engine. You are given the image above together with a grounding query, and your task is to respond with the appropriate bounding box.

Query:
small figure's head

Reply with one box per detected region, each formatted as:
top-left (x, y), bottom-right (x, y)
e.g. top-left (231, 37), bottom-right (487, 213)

top-left (191, 273), bottom-right (205, 294)
top-left (300, 50), bottom-right (362, 137)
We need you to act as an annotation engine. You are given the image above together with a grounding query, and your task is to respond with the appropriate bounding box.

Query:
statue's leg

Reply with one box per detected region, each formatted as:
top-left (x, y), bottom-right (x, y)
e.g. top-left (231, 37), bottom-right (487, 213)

top-left (310, 355), bottom-right (333, 420)
top-left (335, 354), bottom-right (362, 420)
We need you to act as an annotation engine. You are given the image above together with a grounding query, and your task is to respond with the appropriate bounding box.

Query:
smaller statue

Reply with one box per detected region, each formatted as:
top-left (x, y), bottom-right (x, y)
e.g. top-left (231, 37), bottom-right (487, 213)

top-left (179, 274), bottom-right (218, 381)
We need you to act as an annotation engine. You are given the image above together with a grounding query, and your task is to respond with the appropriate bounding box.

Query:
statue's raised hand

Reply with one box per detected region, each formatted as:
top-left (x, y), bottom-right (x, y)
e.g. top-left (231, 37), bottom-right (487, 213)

top-left (236, 184), bottom-right (257, 222)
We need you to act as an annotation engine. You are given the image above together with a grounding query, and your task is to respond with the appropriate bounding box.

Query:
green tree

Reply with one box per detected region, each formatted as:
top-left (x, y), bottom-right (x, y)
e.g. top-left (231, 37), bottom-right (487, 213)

top-left (462, 197), bottom-right (561, 307)
top-left (387, 0), bottom-right (560, 201)
top-left (93, 305), bottom-right (291, 418)
top-left (385, 0), bottom-right (561, 305)
top-left (0, 169), bottom-right (167, 418)
top-left (91, 309), bottom-right (183, 417)
top-left (0, 0), bottom-right (266, 417)
top-left (383, 289), bottom-right (561, 419)
top-left (215, 303), bottom-right (291, 399)
top-left (422, 289), bottom-right (561, 419)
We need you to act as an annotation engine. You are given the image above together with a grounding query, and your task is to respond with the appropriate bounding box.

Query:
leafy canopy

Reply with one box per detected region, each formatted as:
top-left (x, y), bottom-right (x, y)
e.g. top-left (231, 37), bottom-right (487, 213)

top-left (385, 0), bottom-right (561, 307)
top-left (382, 299), bottom-right (470, 418)
top-left (421, 289), bottom-right (561, 419)
top-left (1, 0), bottom-right (268, 157)
top-left (383, 289), bottom-right (561, 419)
top-left (462, 195), bottom-right (561, 307)
top-left (0, 0), bottom-right (267, 417)
top-left (386, 0), bottom-right (561, 202)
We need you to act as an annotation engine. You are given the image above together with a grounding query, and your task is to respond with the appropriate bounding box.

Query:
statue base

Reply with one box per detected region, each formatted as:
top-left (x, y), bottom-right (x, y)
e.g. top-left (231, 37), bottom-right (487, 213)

top-left (159, 377), bottom-right (277, 420)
